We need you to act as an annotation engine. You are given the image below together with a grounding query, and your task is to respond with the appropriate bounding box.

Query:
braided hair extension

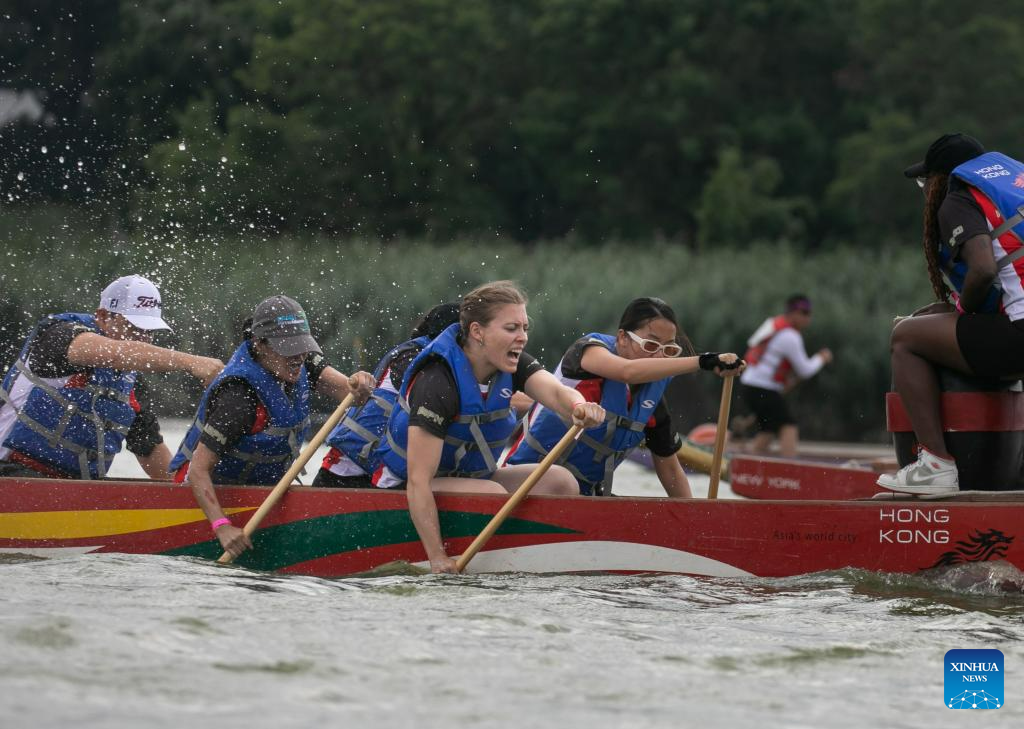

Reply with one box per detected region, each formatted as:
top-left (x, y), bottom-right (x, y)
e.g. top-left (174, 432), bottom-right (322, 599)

top-left (922, 175), bottom-right (952, 302)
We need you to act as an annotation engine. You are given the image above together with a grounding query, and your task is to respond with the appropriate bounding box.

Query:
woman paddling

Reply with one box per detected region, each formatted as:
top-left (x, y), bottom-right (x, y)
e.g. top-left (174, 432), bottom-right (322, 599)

top-left (314, 302), bottom-right (462, 488)
top-left (506, 297), bottom-right (742, 497)
top-left (0, 275), bottom-right (223, 480)
top-left (171, 295), bottom-right (374, 559)
top-left (372, 281), bottom-right (605, 573)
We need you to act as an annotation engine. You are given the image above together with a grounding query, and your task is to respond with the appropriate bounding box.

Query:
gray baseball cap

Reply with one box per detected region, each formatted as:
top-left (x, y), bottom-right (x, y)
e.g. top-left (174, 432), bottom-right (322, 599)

top-left (250, 295), bottom-right (322, 357)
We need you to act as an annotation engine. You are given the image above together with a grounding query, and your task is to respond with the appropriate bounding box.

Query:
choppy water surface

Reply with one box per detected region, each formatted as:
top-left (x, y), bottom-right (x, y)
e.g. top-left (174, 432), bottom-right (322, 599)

top-left (2, 554), bottom-right (1022, 728)
top-left (2, 424), bottom-right (1022, 727)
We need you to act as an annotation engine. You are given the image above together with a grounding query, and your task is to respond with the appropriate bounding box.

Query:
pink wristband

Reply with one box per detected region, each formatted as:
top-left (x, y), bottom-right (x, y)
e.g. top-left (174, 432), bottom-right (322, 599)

top-left (210, 517), bottom-right (232, 532)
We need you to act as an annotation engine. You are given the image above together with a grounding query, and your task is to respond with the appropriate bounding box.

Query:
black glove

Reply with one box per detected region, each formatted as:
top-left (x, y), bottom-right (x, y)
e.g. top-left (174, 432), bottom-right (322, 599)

top-left (699, 352), bottom-right (742, 371)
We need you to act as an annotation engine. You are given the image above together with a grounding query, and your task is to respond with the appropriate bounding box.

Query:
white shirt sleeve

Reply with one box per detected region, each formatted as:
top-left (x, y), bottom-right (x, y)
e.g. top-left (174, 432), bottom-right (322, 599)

top-left (771, 329), bottom-right (825, 380)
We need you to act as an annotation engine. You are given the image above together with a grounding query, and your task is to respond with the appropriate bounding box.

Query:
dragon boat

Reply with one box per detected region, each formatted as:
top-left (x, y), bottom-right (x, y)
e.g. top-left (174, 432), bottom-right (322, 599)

top-left (0, 474), bottom-right (1020, 577)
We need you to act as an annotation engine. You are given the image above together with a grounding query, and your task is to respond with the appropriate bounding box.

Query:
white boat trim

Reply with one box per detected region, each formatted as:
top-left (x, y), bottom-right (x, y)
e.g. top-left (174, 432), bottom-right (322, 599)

top-left (415, 540), bottom-right (754, 576)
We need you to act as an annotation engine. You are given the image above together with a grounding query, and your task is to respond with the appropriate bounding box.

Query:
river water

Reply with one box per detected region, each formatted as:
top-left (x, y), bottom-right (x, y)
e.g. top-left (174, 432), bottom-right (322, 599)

top-left (2, 424), bottom-right (1022, 727)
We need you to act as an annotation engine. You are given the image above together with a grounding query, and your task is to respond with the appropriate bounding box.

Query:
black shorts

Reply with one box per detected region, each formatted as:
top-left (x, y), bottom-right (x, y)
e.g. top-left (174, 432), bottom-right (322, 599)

top-left (311, 468), bottom-right (406, 490)
top-left (955, 313), bottom-right (1024, 377)
top-left (311, 469), bottom-right (375, 489)
top-left (741, 385), bottom-right (795, 433)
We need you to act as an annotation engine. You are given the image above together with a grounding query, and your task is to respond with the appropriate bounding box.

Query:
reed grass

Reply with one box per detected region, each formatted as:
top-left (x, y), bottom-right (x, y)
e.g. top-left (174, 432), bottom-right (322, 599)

top-left (1, 205), bottom-right (933, 441)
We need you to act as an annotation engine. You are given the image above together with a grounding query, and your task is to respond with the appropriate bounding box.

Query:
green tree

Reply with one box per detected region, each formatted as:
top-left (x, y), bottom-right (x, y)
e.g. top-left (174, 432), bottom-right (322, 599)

top-left (694, 146), bottom-right (809, 247)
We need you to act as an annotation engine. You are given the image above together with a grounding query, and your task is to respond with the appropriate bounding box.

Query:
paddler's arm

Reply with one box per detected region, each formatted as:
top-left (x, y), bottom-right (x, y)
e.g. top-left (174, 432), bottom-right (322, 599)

top-left (511, 391), bottom-right (534, 418)
top-left (580, 346), bottom-right (743, 385)
top-left (135, 444), bottom-right (172, 480)
top-left (186, 443), bottom-right (252, 559)
top-left (959, 233), bottom-right (998, 314)
top-left (652, 454), bottom-right (692, 498)
top-left (522, 370), bottom-right (605, 428)
top-left (405, 425), bottom-right (454, 573)
top-left (67, 334), bottom-right (224, 385)
top-left (125, 377), bottom-right (173, 480)
top-left (313, 364), bottom-right (375, 405)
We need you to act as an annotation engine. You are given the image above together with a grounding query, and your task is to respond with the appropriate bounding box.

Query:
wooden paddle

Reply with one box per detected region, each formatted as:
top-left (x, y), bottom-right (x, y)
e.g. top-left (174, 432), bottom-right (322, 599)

top-left (676, 439), bottom-right (730, 481)
top-left (455, 423), bottom-right (583, 573)
top-left (217, 393), bottom-right (355, 564)
top-left (707, 373), bottom-right (736, 500)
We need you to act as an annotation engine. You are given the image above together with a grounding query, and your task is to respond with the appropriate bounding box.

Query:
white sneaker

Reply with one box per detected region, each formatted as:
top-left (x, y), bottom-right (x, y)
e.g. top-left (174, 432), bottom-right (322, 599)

top-left (877, 452), bottom-right (959, 495)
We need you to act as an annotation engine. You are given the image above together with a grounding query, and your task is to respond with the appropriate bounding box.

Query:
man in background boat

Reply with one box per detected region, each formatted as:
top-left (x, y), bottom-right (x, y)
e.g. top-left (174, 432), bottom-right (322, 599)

top-left (171, 294), bottom-right (374, 559)
top-left (738, 294), bottom-right (832, 458)
top-left (0, 275), bottom-right (224, 480)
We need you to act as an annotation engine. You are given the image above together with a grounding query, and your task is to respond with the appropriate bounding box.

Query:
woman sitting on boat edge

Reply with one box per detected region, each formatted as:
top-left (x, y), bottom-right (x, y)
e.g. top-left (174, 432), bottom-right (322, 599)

top-left (371, 280), bottom-right (605, 574)
top-left (879, 133), bottom-right (1024, 496)
top-left (505, 297), bottom-right (743, 497)
top-left (171, 295), bottom-right (374, 559)
top-left (314, 302), bottom-right (462, 488)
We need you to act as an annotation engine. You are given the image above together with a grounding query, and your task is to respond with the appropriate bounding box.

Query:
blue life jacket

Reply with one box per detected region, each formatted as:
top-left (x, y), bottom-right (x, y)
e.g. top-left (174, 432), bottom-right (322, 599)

top-left (946, 152), bottom-right (1024, 312)
top-left (507, 333), bottom-right (669, 496)
top-left (325, 336), bottom-right (429, 474)
top-left (1, 313), bottom-right (137, 479)
top-left (169, 341), bottom-right (311, 485)
top-left (378, 323), bottom-right (516, 481)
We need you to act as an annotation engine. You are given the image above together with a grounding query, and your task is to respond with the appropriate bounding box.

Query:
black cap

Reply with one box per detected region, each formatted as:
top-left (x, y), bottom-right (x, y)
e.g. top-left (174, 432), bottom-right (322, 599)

top-left (785, 294), bottom-right (812, 313)
top-left (904, 133), bottom-right (985, 178)
top-left (250, 295), bottom-right (322, 357)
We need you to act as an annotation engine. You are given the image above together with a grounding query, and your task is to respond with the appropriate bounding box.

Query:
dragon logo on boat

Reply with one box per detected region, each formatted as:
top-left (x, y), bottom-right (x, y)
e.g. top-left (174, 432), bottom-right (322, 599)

top-left (929, 529), bottom-right (1014, 569)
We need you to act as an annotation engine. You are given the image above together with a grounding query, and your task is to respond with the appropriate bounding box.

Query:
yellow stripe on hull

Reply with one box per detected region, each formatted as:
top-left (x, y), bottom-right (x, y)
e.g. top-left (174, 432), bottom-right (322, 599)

top-left (0, 507), bottom-right (254, 540)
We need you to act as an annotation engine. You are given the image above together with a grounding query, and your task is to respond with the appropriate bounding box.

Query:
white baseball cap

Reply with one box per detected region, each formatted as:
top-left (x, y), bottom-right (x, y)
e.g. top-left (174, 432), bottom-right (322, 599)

top-left (99, 275), bottom-right (172, 331)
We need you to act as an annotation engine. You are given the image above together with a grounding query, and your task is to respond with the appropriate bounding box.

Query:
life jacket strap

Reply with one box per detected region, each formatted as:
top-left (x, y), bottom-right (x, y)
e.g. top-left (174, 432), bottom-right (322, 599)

top-left (341, 414), bottom-right (383, 461)
top-left (385, 428), bottom-right (407, 462)
top-left (945, 201), bottom-right (1024, 270)
top-left (12, 358), bottom-right (131, 437)
top-left (11, 408), bottom-right (98, 479)
top-left (453, 407), bottom-right (511, 425)
top-left (994, 204), bottom-right (1024, 270)
top-left (371, 393), bottom-right (394, 417)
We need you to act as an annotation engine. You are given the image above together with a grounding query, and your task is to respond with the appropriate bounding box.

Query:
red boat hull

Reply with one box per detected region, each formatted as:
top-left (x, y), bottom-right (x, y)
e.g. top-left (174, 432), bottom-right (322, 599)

top-left (0, 476), bottom-right (1019, 577)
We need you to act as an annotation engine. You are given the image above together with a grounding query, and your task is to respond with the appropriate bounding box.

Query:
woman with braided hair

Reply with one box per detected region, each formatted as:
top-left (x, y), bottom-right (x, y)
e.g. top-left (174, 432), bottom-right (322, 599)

top-left (878, 133), bottom-right (1024, 495)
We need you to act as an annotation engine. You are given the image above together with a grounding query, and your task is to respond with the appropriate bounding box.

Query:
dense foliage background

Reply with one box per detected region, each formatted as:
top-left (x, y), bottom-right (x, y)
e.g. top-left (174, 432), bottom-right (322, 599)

top-left (1, 206), bottom-right (923, 441)
top-left (3, 1), bottom-right (1024, 441)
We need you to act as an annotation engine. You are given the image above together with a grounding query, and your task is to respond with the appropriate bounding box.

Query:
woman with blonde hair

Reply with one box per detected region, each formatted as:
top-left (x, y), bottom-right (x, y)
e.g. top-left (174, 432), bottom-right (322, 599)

top-left (373, 281), bottom-right (605, 573)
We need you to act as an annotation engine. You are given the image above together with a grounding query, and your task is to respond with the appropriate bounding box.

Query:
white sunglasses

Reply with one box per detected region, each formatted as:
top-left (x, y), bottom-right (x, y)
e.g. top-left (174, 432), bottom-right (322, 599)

top-left (626, 330), bottom-right (683, 357)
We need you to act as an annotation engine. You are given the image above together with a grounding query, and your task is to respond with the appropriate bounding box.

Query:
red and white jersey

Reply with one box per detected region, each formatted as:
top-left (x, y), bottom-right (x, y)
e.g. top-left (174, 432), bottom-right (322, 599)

top-left (968, 187), bottom-right (1024, 321)
top-left (740, 317), bottom-right (825, 392)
